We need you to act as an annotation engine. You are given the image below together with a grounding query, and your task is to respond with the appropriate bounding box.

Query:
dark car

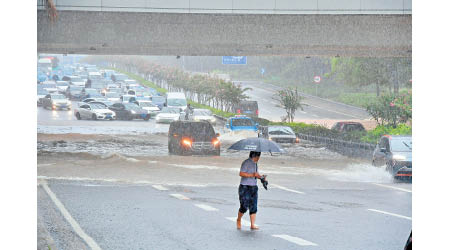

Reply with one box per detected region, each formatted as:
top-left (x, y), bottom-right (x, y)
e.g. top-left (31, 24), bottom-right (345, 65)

top-left (81, 88), bottom-right (102, 99)
top-left (168, 121), bottom-right (220, 156)
top-left (40, 93), bottom-right (72, 110)
top-left (67, 85), bottom-right (84, 100)
top-left (331, 122), bottom-right (366, 133)
top-left (372, 135), bottom-right (412, 180)
top-left (232, 101), bottom-right (259, 118)
top-left (109, 102), bottom-right (150, 121)
top-left (259, 126), bottom-right (299, 143)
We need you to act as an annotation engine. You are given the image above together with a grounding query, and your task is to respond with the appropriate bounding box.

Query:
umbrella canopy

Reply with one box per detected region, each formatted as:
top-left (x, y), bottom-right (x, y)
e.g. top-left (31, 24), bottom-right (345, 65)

top-left (228, 137), bottom-right (285, 153)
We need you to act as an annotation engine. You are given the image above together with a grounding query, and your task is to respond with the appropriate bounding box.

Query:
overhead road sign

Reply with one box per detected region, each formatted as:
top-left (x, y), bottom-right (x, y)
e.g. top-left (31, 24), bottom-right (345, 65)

top-left (222, 56), bottom-right (247, 65)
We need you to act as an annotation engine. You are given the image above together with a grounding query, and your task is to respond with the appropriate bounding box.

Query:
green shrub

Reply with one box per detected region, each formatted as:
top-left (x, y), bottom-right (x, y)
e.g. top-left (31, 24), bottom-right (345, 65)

top-left (361, 124), bottom-right (412, 144)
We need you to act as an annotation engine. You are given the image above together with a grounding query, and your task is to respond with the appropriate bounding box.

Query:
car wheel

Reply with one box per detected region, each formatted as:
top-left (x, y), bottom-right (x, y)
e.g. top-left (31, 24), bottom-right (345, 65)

top-left (144, 115), bottom-right (150, 121)
top-left (92, 114), bottom-right (97, 120)
top-left (168, 143), bottom-right (173, 154)
top-left (75, 113), bottom-right (81, 120)
top-left (214, 150), bottom-right (220, 156)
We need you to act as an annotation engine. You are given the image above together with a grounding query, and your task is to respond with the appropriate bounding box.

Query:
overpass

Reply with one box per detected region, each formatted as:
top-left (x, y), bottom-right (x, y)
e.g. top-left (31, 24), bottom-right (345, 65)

top-left (37, 0), bottom-right (411, 57)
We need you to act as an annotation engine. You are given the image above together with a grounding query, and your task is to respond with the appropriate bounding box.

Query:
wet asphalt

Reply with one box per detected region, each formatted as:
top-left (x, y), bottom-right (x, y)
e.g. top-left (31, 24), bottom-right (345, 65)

top-left (38, 176), bottom-right (411, 250)
top-left (37, 102), bottom-right (410, 250)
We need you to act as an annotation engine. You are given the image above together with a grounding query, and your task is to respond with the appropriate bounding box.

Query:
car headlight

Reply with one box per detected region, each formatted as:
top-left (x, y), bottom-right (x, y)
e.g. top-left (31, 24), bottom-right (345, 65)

top-left (211, 118), bottom-right (216, 122)
top-left (131, 110), bottom-right (136, 114)
top-left (174, 116), bottom-right (179, 120)
top-left (392, 154), bottom-right (406, 161)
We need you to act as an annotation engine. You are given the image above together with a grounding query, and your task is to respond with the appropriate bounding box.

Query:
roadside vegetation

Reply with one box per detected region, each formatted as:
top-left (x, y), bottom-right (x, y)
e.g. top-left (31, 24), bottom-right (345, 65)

top-left (84, 55), bottom-right (412, 145)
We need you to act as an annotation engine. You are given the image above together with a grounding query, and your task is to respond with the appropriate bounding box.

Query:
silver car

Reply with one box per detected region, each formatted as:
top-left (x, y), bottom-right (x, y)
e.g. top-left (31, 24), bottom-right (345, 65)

top-left (259, 126), bottom-right (299, 143)
top-left (189, 109), bottom-right (216, 125)
top-left (74, 103), bottom-right (116, 120)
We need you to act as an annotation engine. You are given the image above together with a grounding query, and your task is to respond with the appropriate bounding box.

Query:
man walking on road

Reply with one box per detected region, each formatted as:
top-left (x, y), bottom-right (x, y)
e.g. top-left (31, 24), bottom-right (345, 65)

top-left (237, 151), bottom-right (262, 230)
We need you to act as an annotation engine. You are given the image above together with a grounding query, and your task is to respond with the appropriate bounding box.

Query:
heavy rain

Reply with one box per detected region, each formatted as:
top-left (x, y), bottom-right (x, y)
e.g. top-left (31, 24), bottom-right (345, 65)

top-left (12, 1), bottom-right (450, 250)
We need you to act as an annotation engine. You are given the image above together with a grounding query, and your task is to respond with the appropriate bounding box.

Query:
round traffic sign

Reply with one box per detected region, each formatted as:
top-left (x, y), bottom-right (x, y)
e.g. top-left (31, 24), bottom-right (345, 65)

top-left (314, 76), bottom-right (321, 83)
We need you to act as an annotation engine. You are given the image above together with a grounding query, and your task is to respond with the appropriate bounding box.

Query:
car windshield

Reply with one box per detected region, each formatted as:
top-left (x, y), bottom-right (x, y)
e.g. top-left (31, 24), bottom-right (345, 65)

top-left (51, 95), bottom-right (66, 100)
top-left (90, 103), bottom-right (107, 109)
top-left (269, 127), bottom-right (295, 135)
top-left (152, 96), bottom-right (165, 103)
top-left (231, 119), bottom-right (254, 126)
top-left (70, 77), bottom-right (82, 82)
top-left (41, 84), bottom-right (57, 89)
top-left (391, 139), bottom-right (412, 152)
top-left (167, 98), bottom-right (187, 107)
top-left (176, 123), bottom-right (215, 138)
top-left (105, 92), bottom-right (120, 98)
top-left (139, 102), bottom-right (156, 107)
top-left (57, 82), bottom-right (69, 86)
top-left (85, 89), bottom-right (97, 94)
top-left (92, 101), bottom-right (113, 107)
top-left (161, 107), bottom-right (180, 114)
top-left (38, 89), bottom-right (48, 95)
top-left (70, 86), bottom-right (83, 91)
top-left (193, 110), bottom-right (212, 116)
top-left (123, 103), bottom-right (140, 110)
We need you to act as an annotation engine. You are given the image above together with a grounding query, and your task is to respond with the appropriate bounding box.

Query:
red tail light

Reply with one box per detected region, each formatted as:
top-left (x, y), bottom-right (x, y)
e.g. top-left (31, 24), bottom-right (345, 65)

top-left (237, 109), bottom-right (241, 114)
top-left (256, 109), bottom-right (259, 115)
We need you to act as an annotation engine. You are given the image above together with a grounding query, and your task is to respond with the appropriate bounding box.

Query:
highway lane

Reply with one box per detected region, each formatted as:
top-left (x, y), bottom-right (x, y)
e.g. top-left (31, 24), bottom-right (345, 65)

top-left (237, 81), bottom-right (371, 122)
top-left (38, 175), bottom-right (411, 250)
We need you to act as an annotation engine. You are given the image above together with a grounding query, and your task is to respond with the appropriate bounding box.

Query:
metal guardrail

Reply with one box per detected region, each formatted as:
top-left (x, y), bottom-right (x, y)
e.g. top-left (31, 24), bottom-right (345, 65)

top-left (297, 132), bottom-right (375, 158)
top-left (37, 0), bottom-right (412, 14)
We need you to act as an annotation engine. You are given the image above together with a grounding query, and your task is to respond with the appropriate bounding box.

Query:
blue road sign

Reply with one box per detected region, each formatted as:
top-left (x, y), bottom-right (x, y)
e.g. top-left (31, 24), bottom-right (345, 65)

top-left (222, 56), bottom-right (247, 65)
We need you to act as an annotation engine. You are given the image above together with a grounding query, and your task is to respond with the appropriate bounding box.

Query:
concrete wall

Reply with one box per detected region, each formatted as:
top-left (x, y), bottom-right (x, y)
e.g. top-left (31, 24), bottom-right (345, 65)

top-left (37, 10), bottom-right (411, 57)
top-left (37, 0), bottom-right (412, 14)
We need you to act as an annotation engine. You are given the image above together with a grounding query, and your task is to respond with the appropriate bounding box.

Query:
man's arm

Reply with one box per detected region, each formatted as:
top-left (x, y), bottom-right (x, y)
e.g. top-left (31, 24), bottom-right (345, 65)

top-left (239, 172), bottom-right (255, 178)
top-left (239, 172), bottom-right (262, 178)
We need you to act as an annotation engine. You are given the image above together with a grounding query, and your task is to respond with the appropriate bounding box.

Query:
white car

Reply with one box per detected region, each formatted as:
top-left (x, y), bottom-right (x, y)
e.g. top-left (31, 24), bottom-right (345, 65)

top-left (74, 103), bottom-right (116, 120)
top-left (134, 100), bottom-right (160, 118)
top-left (155, 107), bottom-right (181, 123)
top-left (104, 92), bottom-right (121, 102)
top-left (190, 109), bottom-right (216, 125)
top-left (56, 81), bottom-right (70, 93)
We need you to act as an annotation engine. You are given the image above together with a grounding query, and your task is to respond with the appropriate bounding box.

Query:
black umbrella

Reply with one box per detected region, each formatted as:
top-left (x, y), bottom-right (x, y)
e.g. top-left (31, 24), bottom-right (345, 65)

top-left (228, 137), bottom-right (285, 153)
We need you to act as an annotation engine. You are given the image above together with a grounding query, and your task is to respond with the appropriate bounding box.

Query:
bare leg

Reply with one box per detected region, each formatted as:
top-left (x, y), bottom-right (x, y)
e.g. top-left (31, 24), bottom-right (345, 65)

top-left (237, 211), bottom-right (244, 229)
top-left (250, 214), bottom-right (259, 230)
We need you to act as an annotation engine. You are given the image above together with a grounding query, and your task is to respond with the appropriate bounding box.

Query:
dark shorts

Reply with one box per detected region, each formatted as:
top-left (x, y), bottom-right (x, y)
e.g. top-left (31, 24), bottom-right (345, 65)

top-left (238, 184), bottom-right (258, 214)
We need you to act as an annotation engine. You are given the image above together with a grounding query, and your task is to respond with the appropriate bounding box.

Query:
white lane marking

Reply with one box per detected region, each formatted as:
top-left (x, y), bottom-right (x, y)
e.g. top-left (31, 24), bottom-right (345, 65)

top-left (194, 204), bottom-right (219, 211)
top-left (271, 184), bottom-right (305, 194)
top-left (41, 181), bottom-right (102, 250)
top-left (373, 183), bottom-right (411, 193)
top-left (37, 163), bottom-right (55, 167)
top-left (272, 234), bottom-right (318, 246)
top-left (170, 194), bottom-right (190, 200)
top-left (368, 209), bottom-right (411, 220)
top-left (37, 176), bottom-right (209, 187)
top-left (226, 217), bottom-right (256, 227)
top-left (152, 185), bottom-right (168, 191)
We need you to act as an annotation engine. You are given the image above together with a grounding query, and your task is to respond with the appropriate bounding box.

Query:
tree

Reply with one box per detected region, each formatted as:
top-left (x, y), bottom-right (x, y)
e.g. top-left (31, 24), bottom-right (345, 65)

top-left (273, 87), bottom-right (306, 122)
